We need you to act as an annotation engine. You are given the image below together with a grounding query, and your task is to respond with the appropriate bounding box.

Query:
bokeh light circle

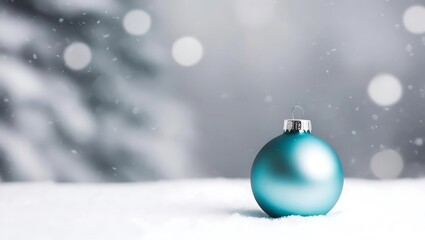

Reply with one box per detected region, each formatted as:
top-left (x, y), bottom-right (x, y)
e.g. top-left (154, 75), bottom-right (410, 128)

top-left (64, 42), bottom-right (92, 70)
top-left (403, 5), bottom-right (425, 34)
top-left (123, 9), bottom-right (151, 36)
top-left (370, 149), bottom-right (404, 179)
top-left (172, 37), bottom-right (203, 67)
top-left (368, 74), bottom-right (402, 107)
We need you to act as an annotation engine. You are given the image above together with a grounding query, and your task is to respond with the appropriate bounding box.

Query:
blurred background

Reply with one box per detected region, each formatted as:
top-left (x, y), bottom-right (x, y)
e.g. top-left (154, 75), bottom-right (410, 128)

top-left (0, 0), bottom-right (424, 182)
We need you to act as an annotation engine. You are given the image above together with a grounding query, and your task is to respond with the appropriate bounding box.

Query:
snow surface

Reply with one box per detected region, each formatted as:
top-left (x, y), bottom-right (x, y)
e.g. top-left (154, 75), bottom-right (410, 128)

top-left (1, 179), bottom-right (425, 240)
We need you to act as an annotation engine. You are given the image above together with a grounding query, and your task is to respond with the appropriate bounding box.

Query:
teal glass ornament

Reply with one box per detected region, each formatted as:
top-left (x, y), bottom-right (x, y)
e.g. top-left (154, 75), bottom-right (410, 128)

top-left (251, 106), bottom-right (344, 217)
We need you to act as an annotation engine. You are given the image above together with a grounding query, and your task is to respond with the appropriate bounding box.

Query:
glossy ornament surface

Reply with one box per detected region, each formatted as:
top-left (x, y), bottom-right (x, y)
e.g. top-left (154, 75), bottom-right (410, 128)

top-left (250, 108), bottom-right (344, 217)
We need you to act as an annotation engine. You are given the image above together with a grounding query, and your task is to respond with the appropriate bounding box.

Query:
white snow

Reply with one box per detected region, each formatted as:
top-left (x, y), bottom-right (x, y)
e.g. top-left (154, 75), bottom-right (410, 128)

top-left (1, 179), bottom-right (425, 240)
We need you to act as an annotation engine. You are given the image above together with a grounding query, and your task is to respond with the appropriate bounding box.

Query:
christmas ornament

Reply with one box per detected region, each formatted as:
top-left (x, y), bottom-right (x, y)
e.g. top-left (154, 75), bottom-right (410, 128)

top-left (250, 106), bottom-right (344, 217)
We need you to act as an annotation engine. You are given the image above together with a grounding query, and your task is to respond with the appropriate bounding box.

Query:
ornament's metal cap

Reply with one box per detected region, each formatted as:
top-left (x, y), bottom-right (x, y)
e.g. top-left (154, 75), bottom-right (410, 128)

top-left (283, 106), bottom-right (312, 133)
top-left (283, 119), bottom-right (311, 132)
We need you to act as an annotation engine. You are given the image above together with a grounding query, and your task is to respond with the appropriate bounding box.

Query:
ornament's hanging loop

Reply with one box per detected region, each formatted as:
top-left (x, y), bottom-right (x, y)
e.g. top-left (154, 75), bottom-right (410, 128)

top-left (291, 105), bottom-right (304, 119)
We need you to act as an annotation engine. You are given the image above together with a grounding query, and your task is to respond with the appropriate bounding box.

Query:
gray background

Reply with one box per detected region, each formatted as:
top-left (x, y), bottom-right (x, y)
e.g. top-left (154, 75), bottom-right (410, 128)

top-left (0, 0), bottom-right (424, 181)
